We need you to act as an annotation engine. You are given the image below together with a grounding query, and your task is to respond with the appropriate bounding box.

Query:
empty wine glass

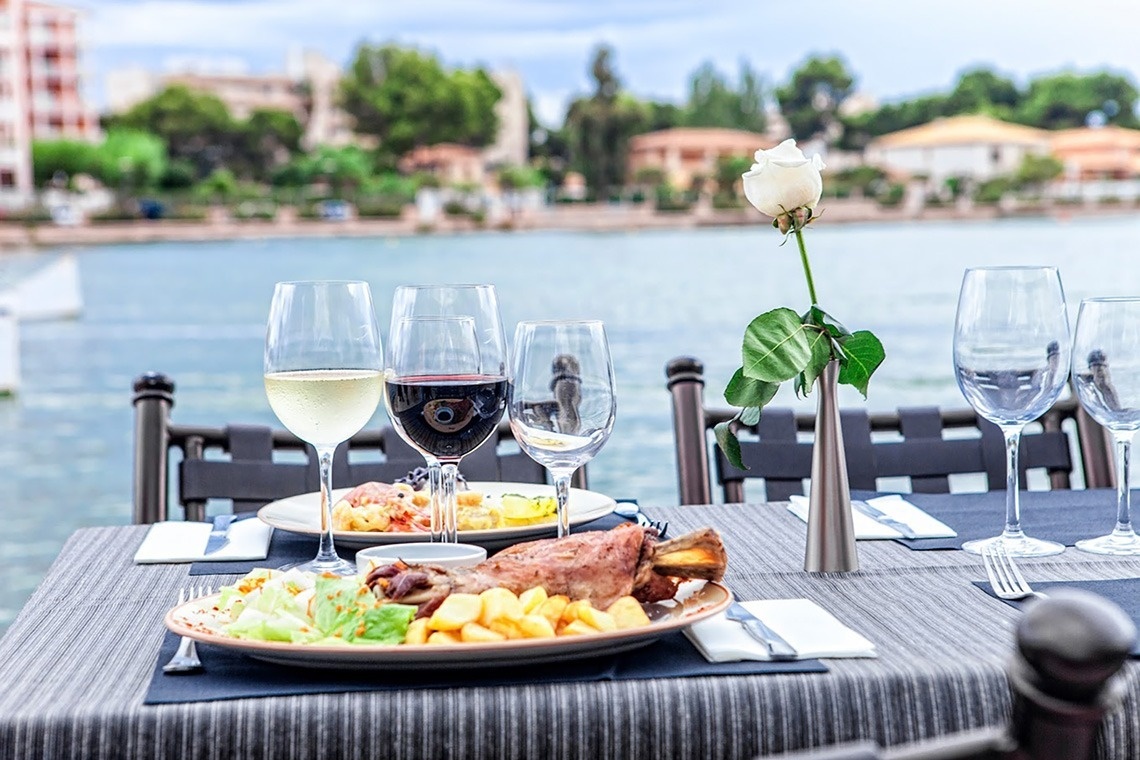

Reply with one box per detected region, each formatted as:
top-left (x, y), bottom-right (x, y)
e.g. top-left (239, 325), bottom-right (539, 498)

top-left (264, 281), bottom-right (383, 575)
top-left (1072, 297), bottom-right (1140, 555)
top-left (953, 266), bottom-right (1071, 557)
top-left (508, 320), bottom-right (617, 537)
top-left (385, 285), bottom-right (508, 543)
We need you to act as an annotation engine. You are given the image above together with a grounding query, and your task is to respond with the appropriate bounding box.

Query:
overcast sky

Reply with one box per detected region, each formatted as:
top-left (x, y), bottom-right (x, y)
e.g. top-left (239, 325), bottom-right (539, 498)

top-left (75, 0), bottom-right (1140, 125)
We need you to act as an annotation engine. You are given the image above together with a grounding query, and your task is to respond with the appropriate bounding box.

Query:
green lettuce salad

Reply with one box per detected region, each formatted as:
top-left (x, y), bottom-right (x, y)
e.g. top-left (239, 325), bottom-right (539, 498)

top-left (214, 568), bottom-right (416, 645)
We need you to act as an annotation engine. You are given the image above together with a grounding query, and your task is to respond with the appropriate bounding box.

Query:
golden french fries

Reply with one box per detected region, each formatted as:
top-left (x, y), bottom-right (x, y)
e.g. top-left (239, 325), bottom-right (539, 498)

top-left (405, 586), bottom-right (652, 644)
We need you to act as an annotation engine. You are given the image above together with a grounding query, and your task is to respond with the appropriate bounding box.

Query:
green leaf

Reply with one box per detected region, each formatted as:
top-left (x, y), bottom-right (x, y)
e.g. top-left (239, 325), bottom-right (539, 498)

top-left (724, 368), bottom-right (779, 409)
top-left (803, 306), bottom-right (851, 337)
top-left (836, 330), bottom-right (886, 397)
top-left (800, 328), bottom-right (835, 394)
top-left (742, 307), bottom-right (812, 383)
top-left (739, 406), bottom-right (761, 426)
top-left (713, 420), bottom-right (746, 471)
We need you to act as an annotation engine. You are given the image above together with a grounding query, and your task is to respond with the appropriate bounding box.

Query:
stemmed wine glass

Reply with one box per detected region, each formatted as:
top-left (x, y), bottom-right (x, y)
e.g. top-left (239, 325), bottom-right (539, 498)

top-left (953, 266), bottom-right (1071, 557)
top-left (1071, 297), bottom-right (1140, 555)
top-left (264, 281), bottom-right (384, 575)
top-left (508, 320), bottom-right (617, 538)
top-left (385, 285), bottom-right (508, 543)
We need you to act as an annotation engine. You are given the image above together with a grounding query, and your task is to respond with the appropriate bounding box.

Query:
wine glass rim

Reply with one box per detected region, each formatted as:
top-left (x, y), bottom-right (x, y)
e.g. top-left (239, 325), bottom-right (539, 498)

top-left (963, 265), bottom-right (1059, 273)
top-left (274, 279), bottom-right (371, 286)
top-left (394, 283), bottom-right (497, 290)
top-left (517, 319), bottom-right (604, 326)
top-left (1081, 296), bottom-right (1140, 303)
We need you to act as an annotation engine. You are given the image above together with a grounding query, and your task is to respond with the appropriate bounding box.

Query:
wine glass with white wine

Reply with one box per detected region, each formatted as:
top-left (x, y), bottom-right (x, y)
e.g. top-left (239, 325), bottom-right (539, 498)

top-left (264, 280), bottom-right (384, 575)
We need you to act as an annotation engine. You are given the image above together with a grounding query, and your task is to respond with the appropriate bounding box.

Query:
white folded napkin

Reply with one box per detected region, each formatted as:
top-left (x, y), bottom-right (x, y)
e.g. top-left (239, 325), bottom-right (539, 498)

top-left (685, 598), bottom-right (877, 662)
top-left (133, 517), bottom-right (274, 564)
top-left (788, 494), bottom-right (957, 540)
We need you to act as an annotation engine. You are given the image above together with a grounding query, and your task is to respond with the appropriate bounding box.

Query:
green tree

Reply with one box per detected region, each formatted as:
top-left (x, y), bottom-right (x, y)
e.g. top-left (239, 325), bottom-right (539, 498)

top-left (683, 60), bottom-right (766, 133)
top-left (94, 129), bottom-right (167, 190)
top-left (239, 108), bottom-right (303, 179)
top-left (1016, 70), bottom-right (1139, 129)
top-left (31, 139), bottom-right (97, 186)
top-left (944, 67), bottom-right (1021, 116)
top-left (564, 44), bottom-right (646, 199)
top-left (340, 43), bottom-right (501, 164)
top-left (714, 155), bottom-right (754, 196)
top-left (106, 85), bottom-right (237, 177)
top-left (775, 55), bottom-right (855, 142)
top-left (1014, 153), bottom-right (1064, 191)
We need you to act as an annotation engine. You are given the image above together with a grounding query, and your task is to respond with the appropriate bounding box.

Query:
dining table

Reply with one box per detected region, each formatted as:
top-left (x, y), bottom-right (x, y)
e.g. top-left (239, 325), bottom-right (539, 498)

top-left (3, 495), bottom-right (1140, 760)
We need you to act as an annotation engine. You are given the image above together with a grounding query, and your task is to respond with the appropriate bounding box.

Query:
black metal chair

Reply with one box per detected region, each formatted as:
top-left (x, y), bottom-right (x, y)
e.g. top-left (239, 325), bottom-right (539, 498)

top-left (775, 589), bottom-right (1136, 760)
top-left (665, 356), bottom-right (1114, 505)
top-left (131, 372), bottom-right (577, 524)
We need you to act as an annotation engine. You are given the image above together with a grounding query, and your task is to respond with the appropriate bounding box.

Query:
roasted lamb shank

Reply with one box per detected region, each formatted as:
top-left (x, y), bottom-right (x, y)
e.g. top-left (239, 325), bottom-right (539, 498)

top-left (366, 523), bottom-right (727, 609)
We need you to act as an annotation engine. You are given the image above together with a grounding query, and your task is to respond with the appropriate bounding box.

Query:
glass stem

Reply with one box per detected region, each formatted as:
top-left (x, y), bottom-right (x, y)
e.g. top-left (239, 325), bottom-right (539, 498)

top-left (439, 461), bottom-right (460, 544)
top-left (1001, 425), bottom-right (1027, 539)
top-left (426, 457), bottom-right (443, 542)
top-left (552, 468), bottom-right (574, 538)
top-left (1113, 431), bottom-right (1136, 538)
top-left (315, 446), bottom-right (340, 563)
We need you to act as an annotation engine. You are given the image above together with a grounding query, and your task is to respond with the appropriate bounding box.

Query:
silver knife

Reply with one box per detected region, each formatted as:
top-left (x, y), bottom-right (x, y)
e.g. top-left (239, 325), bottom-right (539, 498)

top-left (852, 500), bottom-right (919, 539)
top-left (203, 514), bottom-right (237, 555)
top-left (724, 603), bottom-right (798, 660)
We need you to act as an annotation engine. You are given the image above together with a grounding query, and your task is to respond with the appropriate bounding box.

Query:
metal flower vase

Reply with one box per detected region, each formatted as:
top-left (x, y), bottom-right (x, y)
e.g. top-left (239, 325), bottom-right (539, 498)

top-left (804, 359), bottom-right (859, 573)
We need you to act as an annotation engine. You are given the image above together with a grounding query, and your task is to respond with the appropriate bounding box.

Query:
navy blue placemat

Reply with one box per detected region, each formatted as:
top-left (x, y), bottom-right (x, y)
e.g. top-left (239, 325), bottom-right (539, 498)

top-left (143, 630), bottom-right (827, 704)
top-left (972, 578), bottom-right (1140, 657)
top-left (190, 512), bottom-right (634, 576)
top-left (851, 489), bottom-right (1131, 552)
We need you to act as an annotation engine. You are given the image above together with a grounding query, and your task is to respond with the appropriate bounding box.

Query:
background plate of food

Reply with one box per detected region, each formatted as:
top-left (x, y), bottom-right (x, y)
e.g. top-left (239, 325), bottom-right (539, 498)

top-left (257, 480), bottom-right (617, 549)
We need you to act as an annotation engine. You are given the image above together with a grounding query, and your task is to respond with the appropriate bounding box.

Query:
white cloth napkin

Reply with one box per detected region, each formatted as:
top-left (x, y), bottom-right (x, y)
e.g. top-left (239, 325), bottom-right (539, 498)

top-left (788, 494), bottom-right (957, 540)
top-left (133, 518), bottom-right (274, 564)
top-left (685, 599), bottom-right (878, 662)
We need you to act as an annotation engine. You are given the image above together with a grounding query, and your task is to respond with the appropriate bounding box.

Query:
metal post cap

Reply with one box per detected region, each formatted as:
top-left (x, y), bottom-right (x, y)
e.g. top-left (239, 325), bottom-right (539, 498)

top-left (1015, 588), bottom-right (1137, 704)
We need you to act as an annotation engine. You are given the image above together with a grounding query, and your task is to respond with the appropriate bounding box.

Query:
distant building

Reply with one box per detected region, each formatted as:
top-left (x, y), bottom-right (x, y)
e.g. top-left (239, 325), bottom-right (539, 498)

top-left (1050, 126), bottom-right (1140, 180)
top-left (483, 69), bottom-right (528, 168)
top-left (865, 114), bottom-right (1051, 183)
top-left (105, 51), bottom-right (355, 149)
top-left (399, 143), bottom-right (485, 186)
top-left (0, 0), bottom-right (97, 209)
top-left (627, 127), bottom-right (772, 189)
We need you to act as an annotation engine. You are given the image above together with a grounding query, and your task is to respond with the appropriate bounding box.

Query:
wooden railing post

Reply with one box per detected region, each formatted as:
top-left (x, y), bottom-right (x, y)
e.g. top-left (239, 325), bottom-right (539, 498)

top-left (132, 372), bottom-right (174, 525)
top-left (665, 356), bottom-right (712, 505)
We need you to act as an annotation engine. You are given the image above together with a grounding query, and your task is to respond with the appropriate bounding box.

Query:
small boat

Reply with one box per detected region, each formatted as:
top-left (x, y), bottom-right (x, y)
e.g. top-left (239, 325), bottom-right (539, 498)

top-left (0, 294), bottom-right (18, 396)
top-left (5, 253), bottom-right (83, 321)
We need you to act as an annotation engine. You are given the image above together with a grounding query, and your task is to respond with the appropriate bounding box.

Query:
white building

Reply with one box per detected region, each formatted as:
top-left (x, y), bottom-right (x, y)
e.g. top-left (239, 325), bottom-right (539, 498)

top-left (865, 114), bottom-right (1052, 183)
top-left (483, 69), bottom-right (528, 168)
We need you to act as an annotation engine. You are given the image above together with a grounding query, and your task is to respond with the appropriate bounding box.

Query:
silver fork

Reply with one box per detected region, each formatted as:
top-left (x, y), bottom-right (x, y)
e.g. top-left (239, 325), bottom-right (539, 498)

top-left (163, 585), bottom-right (212, 674)
top-left (614, 503), bottom-right (668, 537)
top-left (982, 544), bottom-right (1049, 601)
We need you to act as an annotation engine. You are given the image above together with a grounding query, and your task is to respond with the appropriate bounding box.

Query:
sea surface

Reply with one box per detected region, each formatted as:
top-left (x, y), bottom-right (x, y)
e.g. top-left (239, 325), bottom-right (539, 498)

top-left (3, 214), bottom-right (1140, 632)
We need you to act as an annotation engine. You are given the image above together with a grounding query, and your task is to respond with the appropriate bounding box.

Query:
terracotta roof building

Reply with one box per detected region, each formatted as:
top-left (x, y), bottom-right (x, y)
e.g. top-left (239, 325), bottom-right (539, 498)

top-left (1050, 126), bottom-right (1140, 179)
top-left (628, 127), bottom-right (771, 189)
top-left (865, 114), bottom-right (1052, 182)
top-left (399, 143), bottom-right (485, 186)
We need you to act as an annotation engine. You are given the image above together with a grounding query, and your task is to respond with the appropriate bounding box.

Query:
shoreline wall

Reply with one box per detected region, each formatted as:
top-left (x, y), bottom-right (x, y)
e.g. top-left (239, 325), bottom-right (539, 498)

top-left (0, 198), bottom-right (1132, 249)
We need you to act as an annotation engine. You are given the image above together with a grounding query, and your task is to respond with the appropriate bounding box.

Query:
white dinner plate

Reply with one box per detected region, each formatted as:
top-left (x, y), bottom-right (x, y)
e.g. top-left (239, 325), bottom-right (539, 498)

top-left (257, 482), bottom-right (617, 550)
top-left (164, 580), bottom-right (731, 670)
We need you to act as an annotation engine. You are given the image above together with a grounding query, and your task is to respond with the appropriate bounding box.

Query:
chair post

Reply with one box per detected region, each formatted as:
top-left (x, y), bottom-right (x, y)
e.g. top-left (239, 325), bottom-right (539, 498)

top-left (666, 356), bottom-right (712, 505)
top-left (1074, 404), bottom-right (1114, 489)
top-left (132, 372), bottom-right (174, 525)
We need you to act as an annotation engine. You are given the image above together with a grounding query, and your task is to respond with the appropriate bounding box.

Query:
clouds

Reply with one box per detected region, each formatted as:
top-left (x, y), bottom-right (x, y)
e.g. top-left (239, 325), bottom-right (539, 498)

top-left (78, 0), bottom-right (1140, 123)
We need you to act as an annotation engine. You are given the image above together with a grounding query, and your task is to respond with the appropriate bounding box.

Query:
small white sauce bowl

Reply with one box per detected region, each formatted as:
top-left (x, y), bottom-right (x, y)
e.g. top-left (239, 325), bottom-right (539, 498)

top-left (356, 542), bottom-right (487, 576)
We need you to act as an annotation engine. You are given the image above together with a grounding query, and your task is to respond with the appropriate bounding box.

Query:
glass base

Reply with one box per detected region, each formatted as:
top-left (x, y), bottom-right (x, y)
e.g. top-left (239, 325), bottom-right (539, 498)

top-left (962, 534), bottom-right (1066, 558)
top-left (279, 555), bottom-right (358, 576)
top-left (1076, 532), bottom-right (1140, 556)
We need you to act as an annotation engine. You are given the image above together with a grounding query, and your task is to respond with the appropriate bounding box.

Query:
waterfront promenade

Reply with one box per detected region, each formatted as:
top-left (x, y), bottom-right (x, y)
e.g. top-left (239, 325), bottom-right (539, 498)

top-left (0, 196), bottom-right (1107, 249)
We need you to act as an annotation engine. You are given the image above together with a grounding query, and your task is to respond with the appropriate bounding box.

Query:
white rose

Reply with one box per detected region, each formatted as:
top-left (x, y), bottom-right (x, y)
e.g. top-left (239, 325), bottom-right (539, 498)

top-left (741, 139), bottom-right (826, 218)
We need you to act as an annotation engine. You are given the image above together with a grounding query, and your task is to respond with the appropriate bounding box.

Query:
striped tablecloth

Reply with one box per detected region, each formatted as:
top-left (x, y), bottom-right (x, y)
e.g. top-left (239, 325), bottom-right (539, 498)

top-left (2, 501), bottom-right (1139, 760)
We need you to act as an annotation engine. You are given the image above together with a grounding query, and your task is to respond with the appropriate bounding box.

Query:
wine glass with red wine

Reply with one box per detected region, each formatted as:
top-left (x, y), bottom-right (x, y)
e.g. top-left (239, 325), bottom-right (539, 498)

top-left (385, 285), bottom-right (508, 543)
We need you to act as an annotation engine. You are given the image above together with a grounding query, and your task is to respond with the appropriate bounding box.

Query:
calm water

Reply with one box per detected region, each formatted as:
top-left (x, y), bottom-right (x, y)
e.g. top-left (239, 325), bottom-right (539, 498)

top-left (3, 215), bottom-right (1140, 632)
